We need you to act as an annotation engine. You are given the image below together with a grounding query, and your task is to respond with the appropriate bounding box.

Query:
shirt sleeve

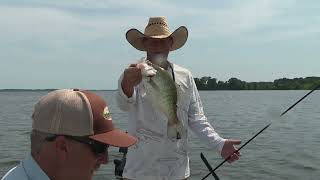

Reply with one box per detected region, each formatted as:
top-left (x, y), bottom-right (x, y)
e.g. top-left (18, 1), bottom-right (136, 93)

top-left (115, 73), bottom-right (137, 111)
top-left (187, 75), bottom-right (226, 153)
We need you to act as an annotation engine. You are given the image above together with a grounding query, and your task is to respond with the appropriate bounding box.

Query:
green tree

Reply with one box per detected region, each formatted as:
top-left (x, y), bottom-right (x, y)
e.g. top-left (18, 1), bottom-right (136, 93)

top-left (193, 76), bottom-right (320, 90)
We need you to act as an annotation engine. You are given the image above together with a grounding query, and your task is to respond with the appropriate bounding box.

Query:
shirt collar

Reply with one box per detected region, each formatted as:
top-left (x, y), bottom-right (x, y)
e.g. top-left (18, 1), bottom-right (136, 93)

top-left (22, 154), bottom-right (50, 180)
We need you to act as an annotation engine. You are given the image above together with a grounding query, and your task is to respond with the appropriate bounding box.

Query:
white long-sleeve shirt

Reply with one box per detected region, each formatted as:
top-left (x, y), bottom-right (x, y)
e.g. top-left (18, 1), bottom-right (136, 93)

top-left (116, 60), bottom-right (225, 180)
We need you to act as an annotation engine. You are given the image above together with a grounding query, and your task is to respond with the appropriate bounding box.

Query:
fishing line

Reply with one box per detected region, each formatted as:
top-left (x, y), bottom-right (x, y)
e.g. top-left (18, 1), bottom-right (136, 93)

top-left (201, 84), bottom-right (320, 180)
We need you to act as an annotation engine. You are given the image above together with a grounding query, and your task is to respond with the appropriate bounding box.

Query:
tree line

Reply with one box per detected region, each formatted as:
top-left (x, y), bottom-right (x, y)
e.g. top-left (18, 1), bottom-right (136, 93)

top-left (194, 76), bottom-right (320, 90)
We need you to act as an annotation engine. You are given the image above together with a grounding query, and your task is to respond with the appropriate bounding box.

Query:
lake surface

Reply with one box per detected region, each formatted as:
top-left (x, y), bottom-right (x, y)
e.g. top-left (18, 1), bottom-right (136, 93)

top-left (0, 90), bottom-right (319, 180)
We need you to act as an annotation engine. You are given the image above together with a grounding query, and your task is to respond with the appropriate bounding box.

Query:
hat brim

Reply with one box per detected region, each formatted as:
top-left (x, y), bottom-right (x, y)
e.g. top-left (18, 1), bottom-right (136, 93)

top-left (89, 129), bottom-right (137, 148)
top-left (126, 26), bottom-right (188, 51)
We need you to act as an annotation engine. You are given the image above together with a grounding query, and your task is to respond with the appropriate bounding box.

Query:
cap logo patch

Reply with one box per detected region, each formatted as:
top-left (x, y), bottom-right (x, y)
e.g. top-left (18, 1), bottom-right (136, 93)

top-left (102, 106), bottom-right (112, 120)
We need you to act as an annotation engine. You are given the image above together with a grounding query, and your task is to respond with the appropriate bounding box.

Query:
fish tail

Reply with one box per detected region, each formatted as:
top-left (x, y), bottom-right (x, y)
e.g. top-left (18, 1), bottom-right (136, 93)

top-left (175, 120), bottom-right (185, 139)
top-left (167, 118), bottom-right (185, 139)
top-left (167, 125), bottom-right (178, 139)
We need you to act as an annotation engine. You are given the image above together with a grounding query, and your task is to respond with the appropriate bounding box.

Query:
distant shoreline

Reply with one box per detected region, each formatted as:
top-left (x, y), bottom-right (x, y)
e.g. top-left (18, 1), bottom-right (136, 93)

top-left (1, 76), bottom-right (319, 91)
top-left (194, 76), bottom-right (320, 90)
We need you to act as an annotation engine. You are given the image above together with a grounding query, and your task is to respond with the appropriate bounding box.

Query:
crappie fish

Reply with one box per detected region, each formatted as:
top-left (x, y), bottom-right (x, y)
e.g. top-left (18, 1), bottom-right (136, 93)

top-left (138, 61), bottom-right (185, 139)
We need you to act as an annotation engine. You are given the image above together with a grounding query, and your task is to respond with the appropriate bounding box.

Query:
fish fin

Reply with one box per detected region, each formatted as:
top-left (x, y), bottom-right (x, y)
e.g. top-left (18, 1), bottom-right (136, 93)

top-left (175, 120), bottom-right (186, 139)
top-left (167, 118), bottom-right (185, 140)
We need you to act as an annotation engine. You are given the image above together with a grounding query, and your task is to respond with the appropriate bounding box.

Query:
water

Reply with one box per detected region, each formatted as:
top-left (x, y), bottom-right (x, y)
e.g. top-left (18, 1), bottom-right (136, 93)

top-left (0, 90), bottom-right (319, 180)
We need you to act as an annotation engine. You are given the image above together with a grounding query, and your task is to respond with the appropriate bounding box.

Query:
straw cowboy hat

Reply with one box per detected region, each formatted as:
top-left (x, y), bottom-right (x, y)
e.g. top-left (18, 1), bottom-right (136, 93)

top-left (126, 16), bottom-right (188, 51)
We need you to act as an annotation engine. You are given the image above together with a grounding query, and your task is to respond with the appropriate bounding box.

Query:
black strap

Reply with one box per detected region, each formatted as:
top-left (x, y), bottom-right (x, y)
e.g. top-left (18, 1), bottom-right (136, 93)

top-left (168, 62), bottom-right (175, 82)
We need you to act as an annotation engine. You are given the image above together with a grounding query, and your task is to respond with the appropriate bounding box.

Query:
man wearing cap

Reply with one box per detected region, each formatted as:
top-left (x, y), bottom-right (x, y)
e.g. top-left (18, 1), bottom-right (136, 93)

top-left (2, 89), bottom-right (137, 180)
top-left (116, 17), bottom-right (241, 180)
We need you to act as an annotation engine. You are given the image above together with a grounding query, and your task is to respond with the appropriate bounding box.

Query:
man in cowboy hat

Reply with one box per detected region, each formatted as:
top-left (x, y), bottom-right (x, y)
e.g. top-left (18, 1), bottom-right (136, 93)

top-left (116, 17), bottom-right (241, 180)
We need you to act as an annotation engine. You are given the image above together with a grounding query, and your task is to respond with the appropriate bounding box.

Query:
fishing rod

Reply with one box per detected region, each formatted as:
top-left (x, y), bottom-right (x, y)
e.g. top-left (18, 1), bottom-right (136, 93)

top-left (201, 84), bottom-right (320, 180)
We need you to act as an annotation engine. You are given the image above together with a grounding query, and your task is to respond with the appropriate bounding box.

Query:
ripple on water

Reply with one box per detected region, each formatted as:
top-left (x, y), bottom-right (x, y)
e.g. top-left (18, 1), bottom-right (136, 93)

top-left (1, 90), bottom-right (320, 180)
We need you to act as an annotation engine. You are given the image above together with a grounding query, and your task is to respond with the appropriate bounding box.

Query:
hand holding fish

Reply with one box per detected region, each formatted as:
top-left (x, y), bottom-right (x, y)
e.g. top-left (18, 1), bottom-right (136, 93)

top-left (220, 139), bottom-right (242, 163)
top-left (122, 64), bottom-right (142, 97)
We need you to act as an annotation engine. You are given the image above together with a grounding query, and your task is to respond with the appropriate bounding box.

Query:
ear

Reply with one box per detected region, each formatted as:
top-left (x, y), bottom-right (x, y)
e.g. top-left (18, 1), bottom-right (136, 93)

top-left (54, 136), bottom-right (69, 161)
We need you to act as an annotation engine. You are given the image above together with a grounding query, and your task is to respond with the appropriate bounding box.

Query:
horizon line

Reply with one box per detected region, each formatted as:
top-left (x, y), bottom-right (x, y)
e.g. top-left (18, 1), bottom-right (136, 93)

top-left (1, 76), bottom-right (319, 91)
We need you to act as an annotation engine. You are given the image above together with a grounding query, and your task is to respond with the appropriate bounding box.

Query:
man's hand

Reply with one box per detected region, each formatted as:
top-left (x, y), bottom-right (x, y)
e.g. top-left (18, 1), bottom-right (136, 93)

top-left (121, 64), bottom-right (142, 97)
top-left (221, 139), bottom-right (241, 163)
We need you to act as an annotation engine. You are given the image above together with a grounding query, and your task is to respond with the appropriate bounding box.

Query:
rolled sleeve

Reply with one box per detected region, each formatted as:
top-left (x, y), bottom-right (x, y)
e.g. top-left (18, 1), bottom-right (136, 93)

top-left (187, 77), bottom-right (226, 152)
top-left (115, 73), bottom-right (137, 111)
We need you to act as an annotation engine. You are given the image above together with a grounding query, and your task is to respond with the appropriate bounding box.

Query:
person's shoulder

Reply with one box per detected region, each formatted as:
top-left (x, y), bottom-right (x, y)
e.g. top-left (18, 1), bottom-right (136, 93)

top-left (172, 63), bottom-right (193, 77)
top-left (1, 165), bottom-right (28, 180)
top-left (171, 63), bottom-right (195, 89)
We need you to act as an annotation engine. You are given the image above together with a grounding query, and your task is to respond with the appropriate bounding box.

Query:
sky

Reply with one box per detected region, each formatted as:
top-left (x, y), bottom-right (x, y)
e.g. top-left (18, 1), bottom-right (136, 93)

top-left (0, 0), bottom-right (319, 89)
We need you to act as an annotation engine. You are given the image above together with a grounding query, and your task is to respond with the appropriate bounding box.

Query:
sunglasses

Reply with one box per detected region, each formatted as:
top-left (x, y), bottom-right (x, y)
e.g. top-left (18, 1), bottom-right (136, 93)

top-left (45, 135), bottom-right (109, 156)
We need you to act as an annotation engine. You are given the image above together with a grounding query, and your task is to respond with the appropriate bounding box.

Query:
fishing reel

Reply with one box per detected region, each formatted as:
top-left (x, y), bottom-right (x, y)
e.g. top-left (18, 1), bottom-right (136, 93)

top-left (114, 146), bottom-right (128, 179)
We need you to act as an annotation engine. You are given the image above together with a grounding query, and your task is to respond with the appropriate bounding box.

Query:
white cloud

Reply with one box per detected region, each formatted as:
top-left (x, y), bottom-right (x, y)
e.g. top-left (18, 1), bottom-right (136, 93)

top-left (1, 0), bottom-right (320, 89)
top-left (1, 0), bottom-right (319, 51)
top-left (1, 0), bottom-right (179, 16)
top-left (0, 6), bottom-right (136, 40)
top-left (183, 0), bottom-right (294, 37)
top-left (0, 0), bottom-right (297, 39)
top-left (256, 25), bottom-right (320, 43)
